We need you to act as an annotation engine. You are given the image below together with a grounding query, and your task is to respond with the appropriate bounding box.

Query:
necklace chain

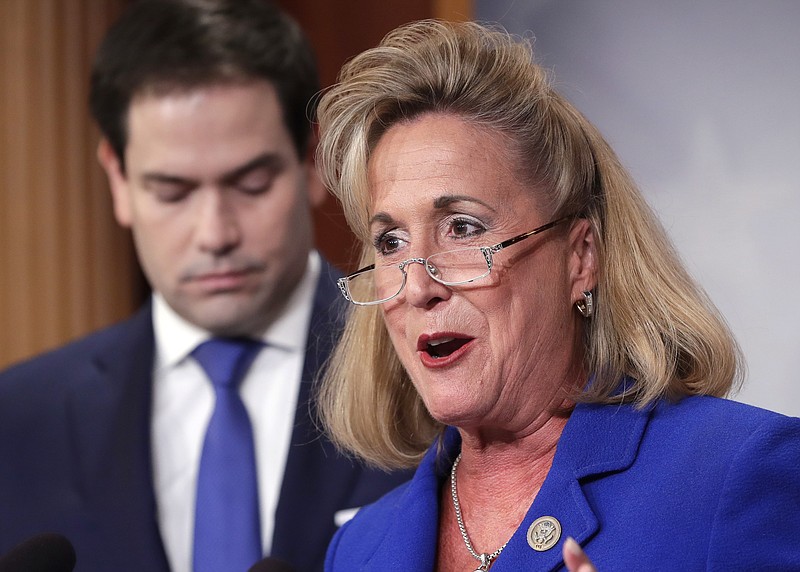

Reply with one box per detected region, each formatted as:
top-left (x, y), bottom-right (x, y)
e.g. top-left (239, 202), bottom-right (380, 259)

top-left (450, 452), bottom-right (509, 571)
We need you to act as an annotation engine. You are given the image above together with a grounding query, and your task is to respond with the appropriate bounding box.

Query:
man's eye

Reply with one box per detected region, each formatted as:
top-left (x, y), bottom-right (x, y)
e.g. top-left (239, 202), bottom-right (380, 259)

top-left (149, 183), bottom-right (191, 203)
top-left (235, 169), bottom-right (274, 195)
top-left (236, 182), bottom-right (271, 195)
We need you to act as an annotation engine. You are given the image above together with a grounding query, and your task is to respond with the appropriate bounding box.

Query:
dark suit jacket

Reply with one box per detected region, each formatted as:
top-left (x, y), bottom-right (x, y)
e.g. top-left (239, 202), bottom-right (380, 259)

top-left (326, 396), bottom-right (800, 571)
top-left (0, 261), bottom-right (412, 571)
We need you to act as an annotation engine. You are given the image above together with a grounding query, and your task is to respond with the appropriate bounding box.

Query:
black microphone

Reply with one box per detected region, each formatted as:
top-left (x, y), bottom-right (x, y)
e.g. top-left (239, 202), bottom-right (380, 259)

top-left (247, 556), bottom-right (297, 572)
top-left (0, 533), bottom-right (76, 572)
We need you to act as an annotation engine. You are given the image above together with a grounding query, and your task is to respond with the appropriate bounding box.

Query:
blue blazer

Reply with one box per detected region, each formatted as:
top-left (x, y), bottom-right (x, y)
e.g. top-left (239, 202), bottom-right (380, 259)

top-left (326, 396), bottom-right (800, 570)
top-left (0, 261), bottom-right (412, 571)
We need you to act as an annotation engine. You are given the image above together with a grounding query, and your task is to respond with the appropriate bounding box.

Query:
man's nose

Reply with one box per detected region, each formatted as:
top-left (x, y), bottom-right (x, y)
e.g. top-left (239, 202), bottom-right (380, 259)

top-left (196, 189), bottom-right (242, 255)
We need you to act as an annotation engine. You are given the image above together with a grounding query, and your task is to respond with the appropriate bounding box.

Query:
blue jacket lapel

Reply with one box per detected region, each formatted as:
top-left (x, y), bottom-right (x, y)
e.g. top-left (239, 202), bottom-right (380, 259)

top-left (363, 431), bottom-right (458, 570)
top-left (494, 403), bottom-right (648, 571)
top-left (354, 403), bottom-right (650, 572)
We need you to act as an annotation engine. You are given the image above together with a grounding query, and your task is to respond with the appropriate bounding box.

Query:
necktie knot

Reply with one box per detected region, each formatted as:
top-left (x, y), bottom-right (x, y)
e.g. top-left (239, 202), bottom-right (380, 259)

top-left (192, 337), bottom-right (263, 390)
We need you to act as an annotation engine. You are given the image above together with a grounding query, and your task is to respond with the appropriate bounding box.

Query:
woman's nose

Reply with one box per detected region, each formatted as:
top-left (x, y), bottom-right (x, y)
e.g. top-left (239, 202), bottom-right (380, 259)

top-left (402, 259), bottom-right (452, 308)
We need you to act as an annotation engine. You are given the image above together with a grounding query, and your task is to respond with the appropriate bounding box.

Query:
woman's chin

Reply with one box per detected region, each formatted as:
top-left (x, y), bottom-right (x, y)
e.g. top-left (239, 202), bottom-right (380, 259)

top-left (421, 395), bottom-right (491, 428)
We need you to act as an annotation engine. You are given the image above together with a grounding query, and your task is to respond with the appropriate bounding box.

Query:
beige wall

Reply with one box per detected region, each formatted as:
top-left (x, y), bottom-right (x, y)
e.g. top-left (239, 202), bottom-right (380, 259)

top-left (477, 0), bottom-right (800, 416)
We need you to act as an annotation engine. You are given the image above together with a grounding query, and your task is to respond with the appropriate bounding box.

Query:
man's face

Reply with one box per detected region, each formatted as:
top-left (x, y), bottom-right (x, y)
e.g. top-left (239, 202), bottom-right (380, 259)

top-left (100, 81), bottom-right (325, 337)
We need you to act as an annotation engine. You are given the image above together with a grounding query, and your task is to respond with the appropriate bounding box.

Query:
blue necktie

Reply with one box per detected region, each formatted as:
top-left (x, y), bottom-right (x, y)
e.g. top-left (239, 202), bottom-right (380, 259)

top-left (192, 338), bottom-right (263, 572)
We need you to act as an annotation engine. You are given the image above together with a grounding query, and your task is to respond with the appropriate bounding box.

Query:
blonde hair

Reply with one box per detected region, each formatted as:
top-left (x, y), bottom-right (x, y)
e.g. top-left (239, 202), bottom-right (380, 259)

top-left (316, 20), bottom-right (743, 469)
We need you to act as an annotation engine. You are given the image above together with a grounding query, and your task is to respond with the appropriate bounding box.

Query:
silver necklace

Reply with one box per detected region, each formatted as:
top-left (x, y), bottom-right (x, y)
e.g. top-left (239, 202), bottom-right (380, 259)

top-left (450, 453), bottom-right (509, 572)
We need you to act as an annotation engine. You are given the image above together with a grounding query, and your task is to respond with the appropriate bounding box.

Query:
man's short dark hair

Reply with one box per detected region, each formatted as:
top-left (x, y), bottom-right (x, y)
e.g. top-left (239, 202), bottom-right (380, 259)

top-left (89, 0), bottom-right (320, 167)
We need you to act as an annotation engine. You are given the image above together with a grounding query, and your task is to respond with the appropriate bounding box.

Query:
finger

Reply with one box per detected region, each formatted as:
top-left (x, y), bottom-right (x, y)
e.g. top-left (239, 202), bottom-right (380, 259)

top-left (562, 536), bottom-right (598, 572)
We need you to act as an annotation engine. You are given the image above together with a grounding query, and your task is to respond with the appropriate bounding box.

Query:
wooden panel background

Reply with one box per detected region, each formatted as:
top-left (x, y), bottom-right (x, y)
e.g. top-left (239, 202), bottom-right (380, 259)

top-left (0, 0), bottom-right (471, 368)
top-left (0, 0), bottom-right (142, 368)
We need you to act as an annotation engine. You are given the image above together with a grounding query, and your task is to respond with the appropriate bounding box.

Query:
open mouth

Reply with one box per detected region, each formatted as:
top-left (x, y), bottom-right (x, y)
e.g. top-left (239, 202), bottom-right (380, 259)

top-left (424, 337), bottom-right (471, 359)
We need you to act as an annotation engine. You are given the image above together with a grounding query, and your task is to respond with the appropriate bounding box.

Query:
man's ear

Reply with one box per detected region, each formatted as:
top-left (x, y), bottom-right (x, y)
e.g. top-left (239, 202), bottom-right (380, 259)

top-left (97, 138), bottom-right (133, 228)
top-left (568, 218), bottom-right (598, 303)
top-left (302, 128), bottom-right (328, 209)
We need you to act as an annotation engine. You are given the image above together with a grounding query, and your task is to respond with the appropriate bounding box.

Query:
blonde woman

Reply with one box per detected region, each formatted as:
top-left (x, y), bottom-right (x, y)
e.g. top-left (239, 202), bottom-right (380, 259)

top-left (316, 20), bottom-right (800, 571)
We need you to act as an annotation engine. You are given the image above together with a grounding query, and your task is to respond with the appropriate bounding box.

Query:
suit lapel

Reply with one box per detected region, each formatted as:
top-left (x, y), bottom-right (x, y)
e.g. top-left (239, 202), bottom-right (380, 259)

top-left (65, 304), bottom-right (169, 569)
top-left (271, 261), bottom-right (353, 568)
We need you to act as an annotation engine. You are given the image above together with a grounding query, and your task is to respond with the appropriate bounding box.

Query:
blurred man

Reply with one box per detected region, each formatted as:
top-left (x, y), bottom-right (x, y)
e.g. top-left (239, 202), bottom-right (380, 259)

top-left (0, 1), bottom-right (410, 570)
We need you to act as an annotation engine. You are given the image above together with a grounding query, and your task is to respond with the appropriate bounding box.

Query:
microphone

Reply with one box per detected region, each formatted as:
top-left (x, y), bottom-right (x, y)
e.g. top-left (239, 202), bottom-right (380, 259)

top-left (0, 533), bottom-right (76, 572)
top-left (247, 556), bottom-right (297, 572)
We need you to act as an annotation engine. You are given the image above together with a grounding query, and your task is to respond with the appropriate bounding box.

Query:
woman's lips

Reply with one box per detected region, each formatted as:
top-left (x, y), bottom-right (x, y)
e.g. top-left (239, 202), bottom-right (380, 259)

top-left (417, 333), bottom-right (474, 368)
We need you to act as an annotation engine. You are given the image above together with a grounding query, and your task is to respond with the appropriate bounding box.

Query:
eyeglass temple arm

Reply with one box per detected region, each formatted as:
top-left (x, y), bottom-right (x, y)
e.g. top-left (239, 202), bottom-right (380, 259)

top-left (491, 214), bottom-right (574, 252)
top-left (338, 263), bottom-right (377, 302)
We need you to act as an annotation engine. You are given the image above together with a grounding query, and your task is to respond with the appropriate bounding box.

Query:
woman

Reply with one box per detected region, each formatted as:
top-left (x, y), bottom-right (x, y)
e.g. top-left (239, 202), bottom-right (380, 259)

top-left (315, 20), bottom-right (800, 571)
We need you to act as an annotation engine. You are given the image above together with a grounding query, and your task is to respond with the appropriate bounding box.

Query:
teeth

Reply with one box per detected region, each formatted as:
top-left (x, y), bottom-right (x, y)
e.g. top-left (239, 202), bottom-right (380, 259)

top-left (427, 337), bottom-right (455, 346)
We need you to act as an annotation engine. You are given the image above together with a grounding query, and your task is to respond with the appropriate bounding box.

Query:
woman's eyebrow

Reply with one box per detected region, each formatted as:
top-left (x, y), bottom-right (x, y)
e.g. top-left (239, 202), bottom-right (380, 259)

top-left (432, 194), bottom-right (496, 212)
top-left (369, 194), bottom-right (498, 228)
top-left (368, 211), bottom-right (396, 227)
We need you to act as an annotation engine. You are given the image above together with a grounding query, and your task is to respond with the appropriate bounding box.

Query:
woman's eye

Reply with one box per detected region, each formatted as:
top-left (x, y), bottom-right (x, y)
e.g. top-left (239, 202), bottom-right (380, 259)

top-left (374, 233), bottom-right (404, 256)
top-left (450, 218), bottom-right (485, 238)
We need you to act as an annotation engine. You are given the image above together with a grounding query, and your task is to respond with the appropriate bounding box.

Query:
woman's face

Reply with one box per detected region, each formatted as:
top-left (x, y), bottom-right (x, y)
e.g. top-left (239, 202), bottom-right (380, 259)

top-left (367, 113), bottom-right (595, 434)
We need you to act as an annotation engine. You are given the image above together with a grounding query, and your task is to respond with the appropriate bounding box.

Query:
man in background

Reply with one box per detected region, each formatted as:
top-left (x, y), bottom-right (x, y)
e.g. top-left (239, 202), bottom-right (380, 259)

top-left (0, 1), bottom-right (410, 570)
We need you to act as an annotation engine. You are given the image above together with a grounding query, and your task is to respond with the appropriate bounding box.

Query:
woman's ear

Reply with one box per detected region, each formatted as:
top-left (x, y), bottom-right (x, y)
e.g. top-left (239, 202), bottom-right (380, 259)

top-left (567, 218), bottom-right (598, 303)
top-left (97, 138), bottom-right (133, 228)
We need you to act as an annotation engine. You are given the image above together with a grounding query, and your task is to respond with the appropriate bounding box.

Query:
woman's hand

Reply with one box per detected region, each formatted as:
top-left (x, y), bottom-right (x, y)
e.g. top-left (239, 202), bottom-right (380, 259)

top-left (563, 537), bottom-right (598, 572)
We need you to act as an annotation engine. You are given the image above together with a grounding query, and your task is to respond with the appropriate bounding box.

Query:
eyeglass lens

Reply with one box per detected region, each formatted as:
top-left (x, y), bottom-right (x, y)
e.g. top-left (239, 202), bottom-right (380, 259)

top-left (345, 247), bottom-right (490, 304)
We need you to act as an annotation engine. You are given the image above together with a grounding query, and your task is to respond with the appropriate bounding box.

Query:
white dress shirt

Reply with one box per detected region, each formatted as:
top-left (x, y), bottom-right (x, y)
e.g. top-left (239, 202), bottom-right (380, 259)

top-left (151, 252), bottom-right (320, 572)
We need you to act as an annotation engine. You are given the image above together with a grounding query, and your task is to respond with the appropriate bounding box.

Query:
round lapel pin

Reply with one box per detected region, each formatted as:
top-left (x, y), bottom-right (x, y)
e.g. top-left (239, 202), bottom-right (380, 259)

top-left (527, 516), bottom-right (562, 551)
